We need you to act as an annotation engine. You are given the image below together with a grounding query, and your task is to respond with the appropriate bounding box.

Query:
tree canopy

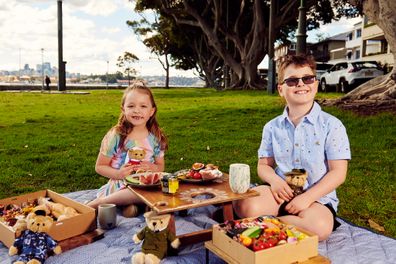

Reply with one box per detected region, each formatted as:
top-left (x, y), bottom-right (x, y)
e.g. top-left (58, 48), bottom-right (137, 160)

top-left (131, 1), bottom-right (393, 92)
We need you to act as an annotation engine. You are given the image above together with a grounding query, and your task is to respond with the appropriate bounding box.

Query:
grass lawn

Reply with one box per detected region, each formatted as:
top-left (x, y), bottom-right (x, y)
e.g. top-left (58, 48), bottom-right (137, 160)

top-left (0, 88), bottom-right (394, 238)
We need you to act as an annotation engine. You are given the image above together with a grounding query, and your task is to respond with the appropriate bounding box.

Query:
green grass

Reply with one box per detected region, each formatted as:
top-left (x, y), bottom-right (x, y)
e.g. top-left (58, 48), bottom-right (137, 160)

top-left (0, 89), bottom-right (394, 237)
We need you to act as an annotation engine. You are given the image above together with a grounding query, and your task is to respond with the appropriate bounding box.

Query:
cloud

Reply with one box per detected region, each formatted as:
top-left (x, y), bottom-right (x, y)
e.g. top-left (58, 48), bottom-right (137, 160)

top-left (0, 0), bottom-right (194, 77)
top-left (102, 27), bottom-right (121, 34)
top-left (307, 16), bottom-right (362, 42)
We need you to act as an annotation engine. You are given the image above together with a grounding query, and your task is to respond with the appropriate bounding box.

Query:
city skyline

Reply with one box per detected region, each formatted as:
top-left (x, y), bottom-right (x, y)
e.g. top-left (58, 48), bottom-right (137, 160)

top-left (0, 1), bottom-right (361, 76)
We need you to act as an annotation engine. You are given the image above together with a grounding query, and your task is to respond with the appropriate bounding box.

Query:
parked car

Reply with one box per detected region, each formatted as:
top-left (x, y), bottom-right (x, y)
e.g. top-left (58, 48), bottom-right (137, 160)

top-left (316, 63), bottom-right (333, 81)
top-left (319, 61), bottom-right (384, 93)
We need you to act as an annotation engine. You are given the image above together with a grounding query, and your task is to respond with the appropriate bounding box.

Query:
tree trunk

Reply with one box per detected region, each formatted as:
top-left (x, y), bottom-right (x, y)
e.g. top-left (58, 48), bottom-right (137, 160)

top-left (340, 0), bottom-right (396, 102)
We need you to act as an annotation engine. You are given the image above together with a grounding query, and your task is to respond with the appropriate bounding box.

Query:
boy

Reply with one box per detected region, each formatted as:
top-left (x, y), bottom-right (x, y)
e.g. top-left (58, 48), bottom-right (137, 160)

top-left (234, 55), bottom-right (351, 241)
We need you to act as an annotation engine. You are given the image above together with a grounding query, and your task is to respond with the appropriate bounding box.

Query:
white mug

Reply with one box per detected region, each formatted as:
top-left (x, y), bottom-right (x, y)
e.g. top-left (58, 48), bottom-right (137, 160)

top-left (229, 163), bottom-right (250, 194)
top-left (98, 204), bottom-right (117, 230)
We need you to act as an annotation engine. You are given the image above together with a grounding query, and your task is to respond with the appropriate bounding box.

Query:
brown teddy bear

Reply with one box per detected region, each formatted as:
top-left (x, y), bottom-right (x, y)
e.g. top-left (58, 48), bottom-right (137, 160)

top-left (285, 169), bottom-right (308, 196)
top-left (9, 209), bottom-right (62, 264)
top-left (132, 211), bottom-right (180, 264)
top-left (128, 147), bottom-right (146, 166)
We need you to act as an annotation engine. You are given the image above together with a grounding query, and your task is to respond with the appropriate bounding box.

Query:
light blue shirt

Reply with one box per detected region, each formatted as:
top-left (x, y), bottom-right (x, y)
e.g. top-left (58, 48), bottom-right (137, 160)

top-left (258, 102), bottom-right (351, 211)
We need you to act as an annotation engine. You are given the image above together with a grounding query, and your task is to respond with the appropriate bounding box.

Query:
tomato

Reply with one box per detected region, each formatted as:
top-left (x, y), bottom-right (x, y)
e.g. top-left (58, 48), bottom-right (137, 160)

top-left (252, 240), bottom-right (265, 251)
top-left (267, 238), bottom-right (278, 247)
top-left (278, 231), bottom-right (287, 241)
top-left (192, 172), bottom-right (202, 179)
top-left (188, 170), bottom-right (195, 177)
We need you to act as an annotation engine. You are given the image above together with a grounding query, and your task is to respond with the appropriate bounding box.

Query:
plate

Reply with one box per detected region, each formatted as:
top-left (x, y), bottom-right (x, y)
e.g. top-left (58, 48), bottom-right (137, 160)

top-left (174, 169), bottom-right (223, 184)
top-left (124, 172), bottom-right (169, 189)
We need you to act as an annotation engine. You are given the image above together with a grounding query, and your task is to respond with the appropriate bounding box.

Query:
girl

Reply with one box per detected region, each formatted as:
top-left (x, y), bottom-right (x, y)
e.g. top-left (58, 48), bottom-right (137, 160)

top-left (87, 81), bottom-right (167, 217)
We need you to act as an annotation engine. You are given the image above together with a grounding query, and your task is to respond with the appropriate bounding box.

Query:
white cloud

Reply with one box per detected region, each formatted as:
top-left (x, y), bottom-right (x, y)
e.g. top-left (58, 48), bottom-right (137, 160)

top-left (307, 16), bottom-right (362, 42)
top-left (0, 0), bottom-right (207, 78)
top-left (102, 27), bottom-right (121, 34)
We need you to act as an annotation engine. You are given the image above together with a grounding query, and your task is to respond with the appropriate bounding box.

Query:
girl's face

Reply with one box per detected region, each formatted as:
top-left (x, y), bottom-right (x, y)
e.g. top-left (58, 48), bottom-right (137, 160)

top-left (122, 90), bottom-right (155, 128)
top-left (277, 64), bottom-right (318, 107)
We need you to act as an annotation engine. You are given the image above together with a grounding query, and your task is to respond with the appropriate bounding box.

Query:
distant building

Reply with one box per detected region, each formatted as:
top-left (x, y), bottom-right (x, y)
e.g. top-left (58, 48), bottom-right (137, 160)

top-left (361, 16), bottom-right (393, 69)
top-left (345, 21), bottom-right (363, 61)
top-left (309, 32), bottom-right (349, 63)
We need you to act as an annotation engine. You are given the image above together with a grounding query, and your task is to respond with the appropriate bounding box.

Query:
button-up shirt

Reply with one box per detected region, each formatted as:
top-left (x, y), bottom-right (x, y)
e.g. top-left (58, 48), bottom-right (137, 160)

top-left (258, 102), bottom-right (351, 211)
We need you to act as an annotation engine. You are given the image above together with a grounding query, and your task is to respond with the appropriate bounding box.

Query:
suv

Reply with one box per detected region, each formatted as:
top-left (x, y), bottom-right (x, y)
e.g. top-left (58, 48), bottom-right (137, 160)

top-left (316, 63), bottom-right (333, 81)
top-left (319, 61), bottom-right (384, 93)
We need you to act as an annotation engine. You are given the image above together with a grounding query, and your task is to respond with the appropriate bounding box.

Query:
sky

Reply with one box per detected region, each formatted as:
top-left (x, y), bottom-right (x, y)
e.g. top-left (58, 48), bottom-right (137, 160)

top-left (0, 0), bottom-right (361, 76)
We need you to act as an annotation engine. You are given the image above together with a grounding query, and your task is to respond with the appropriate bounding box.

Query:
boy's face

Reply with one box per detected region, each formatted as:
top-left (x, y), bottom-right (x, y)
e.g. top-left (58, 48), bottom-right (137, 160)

top-left (277, 64), bottom-right (318, 107)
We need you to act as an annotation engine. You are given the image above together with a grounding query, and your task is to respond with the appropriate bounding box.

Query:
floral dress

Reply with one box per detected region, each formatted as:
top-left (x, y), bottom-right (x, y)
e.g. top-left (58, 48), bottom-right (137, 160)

top-left (96, 128), bottom-right (164, 198)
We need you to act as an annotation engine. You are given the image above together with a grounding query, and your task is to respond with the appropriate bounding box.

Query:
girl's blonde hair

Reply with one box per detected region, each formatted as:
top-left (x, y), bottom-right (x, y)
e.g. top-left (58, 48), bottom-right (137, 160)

top-left (114, 81), bottom-right (168, 151)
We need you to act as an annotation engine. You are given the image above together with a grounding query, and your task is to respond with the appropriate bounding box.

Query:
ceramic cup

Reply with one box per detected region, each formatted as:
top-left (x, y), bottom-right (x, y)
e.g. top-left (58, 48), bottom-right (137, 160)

top-left (98, 204), bottom-right (117, 230)
top-left (229, 163), bottom-right (250, 194)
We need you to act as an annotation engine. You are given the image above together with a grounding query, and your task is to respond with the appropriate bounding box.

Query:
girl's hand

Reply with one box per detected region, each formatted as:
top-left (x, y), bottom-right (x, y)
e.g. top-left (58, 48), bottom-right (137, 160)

top-left (270, 178), bottom-right (294, 204)
top-left (285, 193), bottom-right (312, 214)
top-left (135, 161), bottom-right (159, 172)
top-left (117, 164), bottom-right (134, 179)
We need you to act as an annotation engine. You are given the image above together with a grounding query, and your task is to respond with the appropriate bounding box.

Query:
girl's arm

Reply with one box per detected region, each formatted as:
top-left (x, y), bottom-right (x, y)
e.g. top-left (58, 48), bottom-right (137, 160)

top-left (139, 156), bottom-right (165, 172)
top-left (95, 153), bottom-right (133, 180)
top-left (285, 159), bottom-right (348, 214)
top-left (258, 157), bottom-right (294, 203)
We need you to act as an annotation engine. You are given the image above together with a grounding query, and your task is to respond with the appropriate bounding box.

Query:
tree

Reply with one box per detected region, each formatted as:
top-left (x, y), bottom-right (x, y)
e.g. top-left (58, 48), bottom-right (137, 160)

top-left (134, 0), bottom-right (353, 90)
top-left (116, 52), bottom-right (139, 86)
top-left (127, 11), bottom-right (174, 88)
top-left (340, 0), bottom-right (396, 102)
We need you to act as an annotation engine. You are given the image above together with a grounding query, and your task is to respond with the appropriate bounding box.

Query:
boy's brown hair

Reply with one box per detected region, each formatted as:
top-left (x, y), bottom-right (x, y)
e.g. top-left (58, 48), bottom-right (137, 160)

top-left (277, 55), bottom-right (317, 84)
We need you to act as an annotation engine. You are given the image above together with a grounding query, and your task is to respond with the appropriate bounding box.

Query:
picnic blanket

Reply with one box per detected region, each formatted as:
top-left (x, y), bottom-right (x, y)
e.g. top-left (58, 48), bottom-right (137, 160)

top-left (1, 189), bottom-right (395, 264)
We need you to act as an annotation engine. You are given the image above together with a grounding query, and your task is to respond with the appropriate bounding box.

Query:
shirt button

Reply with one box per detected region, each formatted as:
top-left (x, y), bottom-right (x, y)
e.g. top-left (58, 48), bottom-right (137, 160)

top-left (295, 143), bottom-right (299, 147)
top-left (295, 159), bottom-right (300, 162)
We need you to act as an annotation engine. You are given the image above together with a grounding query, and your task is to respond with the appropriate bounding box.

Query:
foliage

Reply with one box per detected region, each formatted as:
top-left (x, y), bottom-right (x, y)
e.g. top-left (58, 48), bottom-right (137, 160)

top-left (131, 0), bottom-right (359, 89)
top-left (116, 51), bottom-right (139, 84)
top-left (0, 89), bottom-right (394, 238)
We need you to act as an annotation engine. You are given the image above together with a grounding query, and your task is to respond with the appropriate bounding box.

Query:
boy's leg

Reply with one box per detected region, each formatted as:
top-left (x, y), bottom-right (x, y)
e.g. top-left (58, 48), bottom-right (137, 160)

top-left (278, 202), bottom-right (333, 241)
top-left (87, 188), bottom-right (141, 209)
top-left (233, 185), bottom-right (280, 218)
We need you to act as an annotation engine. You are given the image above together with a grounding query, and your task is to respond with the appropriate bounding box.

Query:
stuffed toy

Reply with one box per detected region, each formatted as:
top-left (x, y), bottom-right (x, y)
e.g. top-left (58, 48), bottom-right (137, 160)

top-left (9, 209), bottom-right (62, 264)
top-left (128, 147), bottom-right (146, 166)
top-left (37, 197), bottom-right (79, 221)
top-left (131, 211), bottom-right (180, 264)
top-left (285, 169), bottom-right (308, 196)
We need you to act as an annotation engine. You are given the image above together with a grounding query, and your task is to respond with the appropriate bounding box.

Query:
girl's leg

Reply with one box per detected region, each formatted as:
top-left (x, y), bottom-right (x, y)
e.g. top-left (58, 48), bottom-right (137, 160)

top-left (278, 202), bottom-right (333, 241)
top-left (233, 185), bottom-right (280, 218)
top-left (87, 188), bottom-right (141, 209)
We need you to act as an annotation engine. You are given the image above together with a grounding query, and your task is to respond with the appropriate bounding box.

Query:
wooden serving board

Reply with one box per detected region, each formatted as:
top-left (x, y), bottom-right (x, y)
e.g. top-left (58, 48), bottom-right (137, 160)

top-left (58, 229), bottom-right (104, 252)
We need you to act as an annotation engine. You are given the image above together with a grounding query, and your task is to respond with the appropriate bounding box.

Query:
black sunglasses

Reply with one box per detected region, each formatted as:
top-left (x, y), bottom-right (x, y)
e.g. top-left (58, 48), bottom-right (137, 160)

top-left (281, 75), bottom-right (316, 87)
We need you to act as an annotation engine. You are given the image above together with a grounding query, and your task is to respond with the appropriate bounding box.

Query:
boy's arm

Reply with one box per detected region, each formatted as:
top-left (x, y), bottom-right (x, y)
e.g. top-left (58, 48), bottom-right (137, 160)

top-left (258, 157), bottom-right (294, 203)
top-left (304, 159), bottom-right (348, 202)
top-left (285, 159), bottom-right (348, 214)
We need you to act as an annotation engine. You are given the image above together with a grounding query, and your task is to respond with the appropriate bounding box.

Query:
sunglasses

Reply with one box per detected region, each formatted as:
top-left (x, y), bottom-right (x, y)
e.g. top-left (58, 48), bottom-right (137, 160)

top-left (281, 75), bottom-right (316, 87)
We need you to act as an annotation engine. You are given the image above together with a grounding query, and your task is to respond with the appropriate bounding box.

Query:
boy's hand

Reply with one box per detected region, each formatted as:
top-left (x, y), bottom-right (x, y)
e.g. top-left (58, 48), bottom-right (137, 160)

top-left (270, 178), bottom-right (294, 204)
top-left (284, 193), bottom-right (311, 214)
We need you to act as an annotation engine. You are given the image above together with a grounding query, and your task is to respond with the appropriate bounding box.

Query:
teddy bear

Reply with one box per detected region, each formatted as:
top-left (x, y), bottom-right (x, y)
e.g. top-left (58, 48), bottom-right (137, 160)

top-left (9, 209), bottom-right (62, 264)
top-left (131, 211), bottom-right (180, 264)
top-left (284, 168), bottom-right (308, 196)
top-left (128, 147), bottom-right (146, 166)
